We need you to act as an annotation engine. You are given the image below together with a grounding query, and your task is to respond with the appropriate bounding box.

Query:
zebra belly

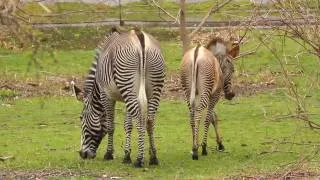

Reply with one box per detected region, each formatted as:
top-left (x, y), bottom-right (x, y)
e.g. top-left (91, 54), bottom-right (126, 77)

top-left (104, 83), bottom-right (123, 101)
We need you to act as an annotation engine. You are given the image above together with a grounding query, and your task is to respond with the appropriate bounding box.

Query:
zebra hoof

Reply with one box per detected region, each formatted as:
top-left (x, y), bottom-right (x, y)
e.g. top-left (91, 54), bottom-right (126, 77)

top-left (217, 143), bottom-right (225, 152)
top-left (192, 153), bottom-right (198, 160)
top-left (133, 159), bottom-right (144, 168)
top-left (122, 156), bottom-right (132, 164)
top-left (149, 157), bottom-right (159, 165)
top-left (202, 144), bottom-right (207, 156)
top-left (225, 92), bottom-right (235, 100)
top-left (104, 152), bottom-right (113, 160)
top-left (202, 149), bottom-right (208, 156)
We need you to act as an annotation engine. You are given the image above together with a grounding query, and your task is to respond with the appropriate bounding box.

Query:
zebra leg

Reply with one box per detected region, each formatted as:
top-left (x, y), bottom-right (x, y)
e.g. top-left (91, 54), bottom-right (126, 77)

top-left (103, 100), bottom-right (116, 160)
top-left (147, 114), bottom-right (158, 165)
top-left (190, 109), bottom-right (201, 160)
top-left (133, 115), bottom-right (146, 168)
top-left (201, 110), bottom-right (211, 156)
top-left (211, 110), bottom-right (224, 152)
top-left (122, 112), bottom-right (133, 164)
top-left (201, 96), bottom-right (216, 156)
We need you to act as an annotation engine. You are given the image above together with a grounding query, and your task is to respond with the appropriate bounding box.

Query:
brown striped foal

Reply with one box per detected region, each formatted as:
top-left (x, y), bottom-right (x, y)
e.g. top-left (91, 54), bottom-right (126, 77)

top-left (180, 38), bottom-right (239, 160)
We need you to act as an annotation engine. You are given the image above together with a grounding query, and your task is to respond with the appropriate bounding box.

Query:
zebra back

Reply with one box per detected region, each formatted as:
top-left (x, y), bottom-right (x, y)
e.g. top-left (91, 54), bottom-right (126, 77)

top-left (83, 28), bottom-right (120, 97)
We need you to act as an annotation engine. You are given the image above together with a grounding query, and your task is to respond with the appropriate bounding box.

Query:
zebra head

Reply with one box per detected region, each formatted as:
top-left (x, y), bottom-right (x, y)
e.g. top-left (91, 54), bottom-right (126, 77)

top-left (206, 38), bottom-right (240, 100)
top-left (72, 81), bottom-right (104, 159)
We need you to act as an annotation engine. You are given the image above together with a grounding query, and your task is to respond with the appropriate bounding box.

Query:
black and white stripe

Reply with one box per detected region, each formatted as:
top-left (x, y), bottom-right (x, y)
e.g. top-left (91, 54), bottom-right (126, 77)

top-left (79, 28), bottom-right (165, 167)
top-left (180, 39), bottom-right (235, 160)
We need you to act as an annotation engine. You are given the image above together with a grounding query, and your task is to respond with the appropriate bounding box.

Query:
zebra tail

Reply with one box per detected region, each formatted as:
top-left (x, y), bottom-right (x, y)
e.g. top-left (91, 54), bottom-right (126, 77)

top-left (135, 28), bottom-right (148, 120)
top-left (190, 45), bottom-right (200, 110)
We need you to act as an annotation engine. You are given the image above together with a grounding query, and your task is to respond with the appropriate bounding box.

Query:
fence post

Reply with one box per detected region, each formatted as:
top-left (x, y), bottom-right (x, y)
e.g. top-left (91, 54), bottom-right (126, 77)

top-left (119, 0), bottom-right (124, 26)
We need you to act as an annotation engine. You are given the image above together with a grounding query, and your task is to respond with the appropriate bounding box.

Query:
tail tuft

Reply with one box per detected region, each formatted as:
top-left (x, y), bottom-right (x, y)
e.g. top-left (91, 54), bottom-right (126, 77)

top-left (135, 28), bottom-right (148, 120)
top-left (190, 46), bottom-right (200, 109)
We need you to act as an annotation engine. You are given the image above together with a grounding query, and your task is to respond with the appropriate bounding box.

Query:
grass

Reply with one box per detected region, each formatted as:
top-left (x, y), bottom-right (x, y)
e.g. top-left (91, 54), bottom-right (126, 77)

top-left (1, 29), bottom-right (319, 81)
top-left (0, 28), bottom-right (320, 178)
top-left (0, 93), bottom-right (319, 178)
top-left (19, 0), bottom-right (261, 23)
top-left (0, 89), bottom-right (20, 101)
top-left (0, 38), bottom-right (182, 78)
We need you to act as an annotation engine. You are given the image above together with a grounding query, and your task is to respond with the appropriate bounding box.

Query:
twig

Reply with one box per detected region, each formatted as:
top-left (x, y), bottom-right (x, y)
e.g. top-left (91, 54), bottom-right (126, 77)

top-left (38, 2), bottom-right (52, 13)
top-left (270, 113), bottom-right (320, 129)
top-left (150, 0), bottom-right (180, 24)
top-left (259, 150), bottom-right (295, 155)
top-left (189, 0), bottom-right (234, 38)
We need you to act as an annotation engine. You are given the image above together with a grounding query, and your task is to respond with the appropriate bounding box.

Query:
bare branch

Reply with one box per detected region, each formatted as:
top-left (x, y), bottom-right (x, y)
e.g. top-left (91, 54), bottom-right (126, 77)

top-left (233, 34), bottom-right (267, 60)
top-left (189, 0), bottom-right (234, 38)
top-left (38, 2), bottom-right (52, 13)
top-left (150, 0), bottom-right (180, 24)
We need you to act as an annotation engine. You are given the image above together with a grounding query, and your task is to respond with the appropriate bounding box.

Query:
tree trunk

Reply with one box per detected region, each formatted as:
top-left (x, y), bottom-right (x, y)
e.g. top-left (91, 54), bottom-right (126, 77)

top-left (179, 0), bottom-right (190, 54)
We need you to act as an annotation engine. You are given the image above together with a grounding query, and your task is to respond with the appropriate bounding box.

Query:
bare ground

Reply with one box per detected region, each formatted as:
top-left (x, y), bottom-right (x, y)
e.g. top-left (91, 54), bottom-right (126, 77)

top-left (0, 73), bottom-right (277, 100)
top-left (1, 168), bottom-right (319, 179)
top-left (0, 169), bottom-right (129, 179)
top-left (163, 73), bottom-right (277, 100)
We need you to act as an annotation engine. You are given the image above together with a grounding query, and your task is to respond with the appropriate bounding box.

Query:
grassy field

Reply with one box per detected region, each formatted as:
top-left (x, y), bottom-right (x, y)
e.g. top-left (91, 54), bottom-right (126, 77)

top-left (20, 0), bottom-right (261, 23)
top-left (0, 94), bottom-right (319, 179)
top-left (1, 28), bottom-right (320, 178)
top-left (20, 0), bottom-right (319, 24)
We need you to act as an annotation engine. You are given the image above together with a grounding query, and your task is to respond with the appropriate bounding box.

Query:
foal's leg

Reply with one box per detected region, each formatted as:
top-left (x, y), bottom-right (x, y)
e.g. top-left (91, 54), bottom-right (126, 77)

top-left (211, 109), bottom-right (224, 151)
top-left (210, 93), bottom-right (224, 151)
top-left (201, 105), bottom-right (212, 156)
top-left (201, 93), bottom-right (224, 155)
top-left (190, 107), bottom-right (202, 160)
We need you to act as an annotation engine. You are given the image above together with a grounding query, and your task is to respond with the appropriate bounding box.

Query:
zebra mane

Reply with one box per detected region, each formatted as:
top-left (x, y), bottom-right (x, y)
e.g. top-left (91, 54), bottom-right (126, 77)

top-left (96, 27), bottom-right (120, 57)
top-left (83, 27), bottom-right (120, 97)
top-left (205, 37), bottom-right (228, 58)
top-left (205, 37), bottom-right (233, 66)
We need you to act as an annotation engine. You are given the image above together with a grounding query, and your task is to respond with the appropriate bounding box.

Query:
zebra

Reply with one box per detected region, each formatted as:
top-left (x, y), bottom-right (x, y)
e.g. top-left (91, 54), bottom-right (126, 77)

top-left (72, 27), bottom-right (165, 167)
top-left (180, 38), bottom-right (239, 160)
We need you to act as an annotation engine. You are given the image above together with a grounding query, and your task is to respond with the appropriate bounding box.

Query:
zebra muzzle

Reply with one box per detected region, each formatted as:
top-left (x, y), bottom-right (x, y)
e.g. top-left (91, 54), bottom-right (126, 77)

top-left (79, 150), bottom-right (96, 159)
top-left (225, 91), bottom-right (235, 100)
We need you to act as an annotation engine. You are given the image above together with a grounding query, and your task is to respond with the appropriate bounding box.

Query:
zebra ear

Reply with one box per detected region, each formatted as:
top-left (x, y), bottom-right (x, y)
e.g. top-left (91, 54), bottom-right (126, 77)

top-left (228, 41), bottom-right (240, 59)
top-left (71, 81), bottom-right (84, 102)
top-left (110, 26), bottom-right (119, 33)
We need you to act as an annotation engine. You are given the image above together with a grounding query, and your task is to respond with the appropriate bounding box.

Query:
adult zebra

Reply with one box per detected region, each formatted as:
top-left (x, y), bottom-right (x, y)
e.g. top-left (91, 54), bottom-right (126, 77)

top-left (180, 38), bottom-right (239, 160)
top-left (73, 27), bottom-right (165, 167)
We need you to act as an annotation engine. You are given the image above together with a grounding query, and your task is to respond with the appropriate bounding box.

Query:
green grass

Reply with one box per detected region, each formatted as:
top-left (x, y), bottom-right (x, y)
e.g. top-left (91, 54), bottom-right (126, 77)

top-left (0, 93), bottom-right (319, 178)
top-left (1, 30), bottom-right (319, 80)
top-left (19, 0), bottom-right (259, 23)
top-left (0, 89), bottom-right (20, 101)
top-left (16, 0), bottom-right (320, 25)
top-left (0, 40), bottom-right (182, 77)
top-left (1, 28), bottom-right (320, 178)
top-left (0, 49), bottom-right (93, 78)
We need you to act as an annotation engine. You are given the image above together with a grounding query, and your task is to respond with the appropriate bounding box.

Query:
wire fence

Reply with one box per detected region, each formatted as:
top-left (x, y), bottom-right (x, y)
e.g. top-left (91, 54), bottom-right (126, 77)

top-left (13, 0), bottom-right (319, 29)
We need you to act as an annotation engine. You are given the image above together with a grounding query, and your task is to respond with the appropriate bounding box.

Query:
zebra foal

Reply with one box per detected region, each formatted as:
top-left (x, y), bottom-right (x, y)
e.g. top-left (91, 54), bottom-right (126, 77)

top-left (180, 38), bottom-right (239, 160)
top-left (73, 27), bottom-right (165, 167)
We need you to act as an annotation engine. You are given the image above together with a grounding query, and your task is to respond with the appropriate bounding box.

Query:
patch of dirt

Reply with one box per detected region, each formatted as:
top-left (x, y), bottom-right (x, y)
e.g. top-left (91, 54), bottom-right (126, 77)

top-left (0, 169), bottom-right (130, 179)
top-left (0, 72), bottom-right (277, 100)
top-left (0, 169), bottom-right (90, 179)
top-left (0, 76), bottom-right (79, 98)
top-left (163, 73), bottom-right (278, 100)
top-left (226, 169), bottom-right (320, 180)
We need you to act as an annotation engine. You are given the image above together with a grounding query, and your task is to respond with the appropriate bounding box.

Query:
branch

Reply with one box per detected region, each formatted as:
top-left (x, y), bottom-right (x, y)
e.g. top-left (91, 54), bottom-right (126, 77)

top-left (150, 0), bottom-right (180, 24)
top-left (38, 2), bottom-right (52, 13)
top-left (189, 0), bottom-right (233, 38)
top-left (233, 35), bottom-right (267, 60)
top-left (271, 113), bottom-right (320, 129)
